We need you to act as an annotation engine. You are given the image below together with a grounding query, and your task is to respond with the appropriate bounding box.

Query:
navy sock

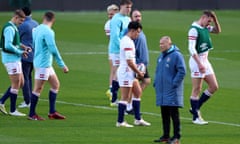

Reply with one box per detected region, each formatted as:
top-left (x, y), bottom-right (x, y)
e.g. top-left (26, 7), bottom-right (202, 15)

top-left (29, 93), bottom-right (39, 117)
top-left (190, 99), bottom-right (199, 120)
top-left (111, 80), bottom-right (119, 103)
top-left (10, 92), bottom-right (17, 112)
top-left (0, 87), bottom-right (11, 104)
top-left (198, 92), bottom-right (210, 109)
top-left (49, 90), bottom-right (57, 114)
top-left (132, 100), bottom-right (141, 120)
top-left (117, 102), bottom-right (126, 123)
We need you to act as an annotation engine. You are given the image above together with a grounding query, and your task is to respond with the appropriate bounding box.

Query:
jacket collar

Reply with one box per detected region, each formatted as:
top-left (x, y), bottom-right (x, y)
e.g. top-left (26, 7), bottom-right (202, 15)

top-left (162, 45), bottom-right (178, 56)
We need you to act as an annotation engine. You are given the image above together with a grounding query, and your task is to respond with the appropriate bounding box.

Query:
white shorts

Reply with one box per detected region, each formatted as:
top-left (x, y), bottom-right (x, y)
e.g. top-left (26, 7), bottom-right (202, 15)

top-left (189, 53), bottom-right (214, 78)
top-left (111, 54), bottom-right (120, 66)
top-left (117, 67), bottom-right (135, 87)
top-left (35, 67), bottom-right (56, 80)
top-left (4, 61), bottom-right (22, 75)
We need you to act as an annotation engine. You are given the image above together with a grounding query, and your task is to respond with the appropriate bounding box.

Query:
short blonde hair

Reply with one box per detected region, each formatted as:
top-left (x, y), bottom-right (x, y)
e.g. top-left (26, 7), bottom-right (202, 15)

top-left (107, 4), bottom-right (119, 12)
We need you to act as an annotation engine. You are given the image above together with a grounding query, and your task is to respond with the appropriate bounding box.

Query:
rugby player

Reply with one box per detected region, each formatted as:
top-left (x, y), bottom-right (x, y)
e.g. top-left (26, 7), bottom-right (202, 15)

top-left (188, 10), bottom-right (221, 125)
top-left (126, 9), bottom-right (151, 114)
top-left (108, 0), bottom-right (132, 106)
top-left (104, 4), bottom-right (119, 100)
top-left (0, 9), bottom-right (29, 116)
top-left (28, 11), bottom-right (69, 120)
top-left (116, 21), bottom-right (150, 127)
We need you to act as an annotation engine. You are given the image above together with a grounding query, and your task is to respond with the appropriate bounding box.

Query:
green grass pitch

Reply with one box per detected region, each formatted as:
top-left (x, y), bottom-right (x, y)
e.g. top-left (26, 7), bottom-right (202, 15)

top-left (0, 10), bottom-right (239, 144)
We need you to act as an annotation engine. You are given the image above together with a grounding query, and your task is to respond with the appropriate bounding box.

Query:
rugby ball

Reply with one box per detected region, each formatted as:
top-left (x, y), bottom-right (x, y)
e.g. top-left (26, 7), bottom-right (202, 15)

top-left (137, 63), bottom-right (146, 73)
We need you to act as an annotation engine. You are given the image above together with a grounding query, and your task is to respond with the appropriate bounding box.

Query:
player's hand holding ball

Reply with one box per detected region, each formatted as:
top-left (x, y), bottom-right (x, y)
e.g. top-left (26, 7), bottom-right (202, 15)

top-left (136, 63), bottom-right (146, 80)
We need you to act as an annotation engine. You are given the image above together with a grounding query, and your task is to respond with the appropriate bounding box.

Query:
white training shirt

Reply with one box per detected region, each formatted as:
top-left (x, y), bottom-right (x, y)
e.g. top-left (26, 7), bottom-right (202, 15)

top-left (188, 22), bottom-right (214, 56)
top-left (104, 19), bottom-right (110, 36)
top-left (188, 22), bottom-right (200, 55)
top-left (119, 35), bottom-right (136, 71)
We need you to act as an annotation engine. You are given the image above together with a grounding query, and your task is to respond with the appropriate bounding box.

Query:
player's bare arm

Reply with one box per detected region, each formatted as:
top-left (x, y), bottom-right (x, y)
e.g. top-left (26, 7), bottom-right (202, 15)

top-left (211, 11), bottom-right (221, 34)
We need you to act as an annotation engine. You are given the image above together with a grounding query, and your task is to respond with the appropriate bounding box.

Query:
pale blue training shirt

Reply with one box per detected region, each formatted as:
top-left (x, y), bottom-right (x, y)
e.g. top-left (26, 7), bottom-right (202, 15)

top-left (109, 13), bottom-right (131, 54)
top-left (1, 21), bottom-right (23, 64)
top-left (32, 24), bottom-right (65, 68)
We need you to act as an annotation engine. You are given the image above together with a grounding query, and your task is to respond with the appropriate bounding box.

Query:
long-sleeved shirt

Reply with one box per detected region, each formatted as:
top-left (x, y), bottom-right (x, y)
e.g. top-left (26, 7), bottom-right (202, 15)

top-left (134, 31), bottom-right (149, 66)
top-left (18, 16), bottom-right (38, 63)
top-left (109, 13), bottom-right (131, 54)
top-left (32, 24), bottom-right (65, 68)
top-left (1, 21), bottom-right (23, 64)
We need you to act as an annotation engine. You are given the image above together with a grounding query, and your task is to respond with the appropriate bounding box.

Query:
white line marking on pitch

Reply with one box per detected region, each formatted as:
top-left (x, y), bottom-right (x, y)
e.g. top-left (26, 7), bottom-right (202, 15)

top-left (0, 94), bottom-right (239, 127)
top-left (62, 51), bottom-right (227, 61)
top-left (39, 98), bottom-right (240, 127)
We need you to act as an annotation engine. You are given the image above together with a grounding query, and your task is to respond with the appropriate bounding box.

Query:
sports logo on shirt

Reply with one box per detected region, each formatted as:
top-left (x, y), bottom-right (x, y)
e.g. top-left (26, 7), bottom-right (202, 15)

top-left (167, 57), bottom-right (171, 62)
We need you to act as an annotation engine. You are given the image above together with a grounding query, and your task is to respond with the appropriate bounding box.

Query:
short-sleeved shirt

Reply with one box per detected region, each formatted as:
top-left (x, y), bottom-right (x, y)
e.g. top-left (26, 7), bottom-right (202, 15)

top-left (117, 35), bottom-right (136, 87)
top-left (119, 35), bottom-right (135, 69)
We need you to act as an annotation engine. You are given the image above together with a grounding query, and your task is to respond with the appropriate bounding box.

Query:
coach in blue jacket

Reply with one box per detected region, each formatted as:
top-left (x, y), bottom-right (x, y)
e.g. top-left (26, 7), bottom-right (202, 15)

top-left (153, 36), bottom-right (186, 144)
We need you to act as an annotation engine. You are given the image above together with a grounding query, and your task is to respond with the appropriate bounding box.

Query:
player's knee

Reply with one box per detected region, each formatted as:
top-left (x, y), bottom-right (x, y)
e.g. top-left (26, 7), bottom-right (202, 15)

top-left (210, 84), bottom-right (218, 93)
top-left (52, 84), bottom-right (60, 91)
top-left (34, 87), bottom-right (43, 93)
top-left (143, 78), bottom-right (151, 85)
top-left (20, 80), bottom-right (24, 88)
top-left (134, 89), bottom-right (142, 98)
top-left (214, 84), bottom-right (219, 91)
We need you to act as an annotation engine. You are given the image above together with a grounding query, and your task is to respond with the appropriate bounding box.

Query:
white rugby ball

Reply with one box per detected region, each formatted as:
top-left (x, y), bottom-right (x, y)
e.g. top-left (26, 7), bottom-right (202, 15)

top-left (137, 63), bottom-right (146, 73)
